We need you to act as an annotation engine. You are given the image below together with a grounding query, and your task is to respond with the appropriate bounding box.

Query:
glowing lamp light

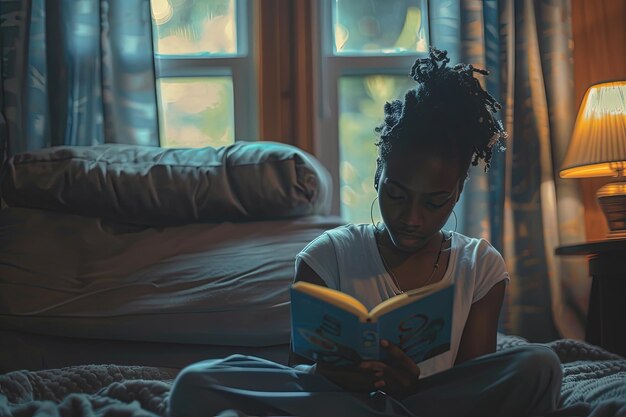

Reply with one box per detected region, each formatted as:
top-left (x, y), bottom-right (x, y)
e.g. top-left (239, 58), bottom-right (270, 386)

top-left (560, 81), bottom-right (626, 236)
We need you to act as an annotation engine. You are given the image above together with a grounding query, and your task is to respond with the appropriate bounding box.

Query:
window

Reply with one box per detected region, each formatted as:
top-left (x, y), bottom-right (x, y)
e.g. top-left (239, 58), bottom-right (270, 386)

top-left (149, 0), bottom-right (431, 224)
top-left (314, 0), bottom-right (430, 223)
top-left (150, 0), bottom-right (257, 148)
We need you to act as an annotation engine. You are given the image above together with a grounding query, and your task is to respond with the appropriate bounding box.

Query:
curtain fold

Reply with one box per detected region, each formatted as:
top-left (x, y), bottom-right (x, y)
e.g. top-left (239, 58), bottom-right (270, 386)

top-left (0, 0), bottom-right (159, 157)
top-left (530, 0), bottom-right (589, 340)
top-left (430, 0), bottom-right (588, 341)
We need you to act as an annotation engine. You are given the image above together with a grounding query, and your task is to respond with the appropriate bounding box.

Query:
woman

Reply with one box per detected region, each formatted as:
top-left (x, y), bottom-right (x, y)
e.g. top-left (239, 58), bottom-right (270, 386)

top-left (168, 47), bottom-right (562, 417)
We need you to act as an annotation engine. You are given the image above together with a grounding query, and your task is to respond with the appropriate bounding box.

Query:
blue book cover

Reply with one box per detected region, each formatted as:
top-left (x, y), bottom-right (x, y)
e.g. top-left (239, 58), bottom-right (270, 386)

top-left (290, 281), bottom-right (454, 366)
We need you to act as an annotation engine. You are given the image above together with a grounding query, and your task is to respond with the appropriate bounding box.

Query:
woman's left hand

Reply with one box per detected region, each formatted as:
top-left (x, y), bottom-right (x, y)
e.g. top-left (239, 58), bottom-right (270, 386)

top-left (360, 339), bottom-right (421, 399)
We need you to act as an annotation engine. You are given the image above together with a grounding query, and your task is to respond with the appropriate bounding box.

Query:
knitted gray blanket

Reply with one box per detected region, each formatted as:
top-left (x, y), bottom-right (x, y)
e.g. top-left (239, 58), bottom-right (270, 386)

top-left (0, 337), bottom-right (624, 417)
top-left (499, 336), bottom-right (626, 417)
top-left (0, 365), bottom-right (177, 417)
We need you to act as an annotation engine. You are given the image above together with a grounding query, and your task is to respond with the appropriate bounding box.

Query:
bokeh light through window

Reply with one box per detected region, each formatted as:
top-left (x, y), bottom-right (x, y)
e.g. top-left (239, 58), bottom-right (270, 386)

top-left (339, 75), bottom-right (416, 223)
top-left (151, 0), bottom-right (237, 56)
top-left (157, 77), bottom-right (235, 148)
top-left (333, 0), bottom-right (428, 55)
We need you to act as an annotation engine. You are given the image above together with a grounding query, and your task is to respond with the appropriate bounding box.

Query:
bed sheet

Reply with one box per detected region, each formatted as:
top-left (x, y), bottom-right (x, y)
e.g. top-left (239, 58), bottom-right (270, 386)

top-left (0, 208), bottom-right (344, 348)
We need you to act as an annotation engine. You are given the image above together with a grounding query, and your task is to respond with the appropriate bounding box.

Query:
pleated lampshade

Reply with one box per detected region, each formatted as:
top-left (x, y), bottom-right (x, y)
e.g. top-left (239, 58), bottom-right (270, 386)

top-left (560, 81), bottom-right (626, 178)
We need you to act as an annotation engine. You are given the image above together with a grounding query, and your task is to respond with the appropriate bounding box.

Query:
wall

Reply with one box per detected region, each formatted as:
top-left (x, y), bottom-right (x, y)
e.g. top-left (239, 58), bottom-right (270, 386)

top-left (571, 0), bottom-right (626, 240)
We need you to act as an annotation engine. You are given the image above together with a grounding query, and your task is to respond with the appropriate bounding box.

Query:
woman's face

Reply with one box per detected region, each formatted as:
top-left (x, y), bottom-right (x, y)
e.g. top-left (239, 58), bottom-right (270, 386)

top-left (377, 144), bottom-right (466, 253)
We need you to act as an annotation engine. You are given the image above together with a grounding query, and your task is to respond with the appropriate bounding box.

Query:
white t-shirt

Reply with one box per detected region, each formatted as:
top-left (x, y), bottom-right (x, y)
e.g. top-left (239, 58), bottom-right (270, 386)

top-left (295, 223), bottom-right (509, 378)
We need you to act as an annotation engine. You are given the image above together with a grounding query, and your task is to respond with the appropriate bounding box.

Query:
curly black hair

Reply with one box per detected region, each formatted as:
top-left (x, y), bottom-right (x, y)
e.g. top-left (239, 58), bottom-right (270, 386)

top-left (373, 47), bottom-right (507, 191)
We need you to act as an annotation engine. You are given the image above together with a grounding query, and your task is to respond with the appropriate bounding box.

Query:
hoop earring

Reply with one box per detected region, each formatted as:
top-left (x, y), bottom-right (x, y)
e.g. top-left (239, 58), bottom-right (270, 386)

top-left (450, 209), bottom-right (458, 233)
top-left (371, 197), bottom-right (383, 232)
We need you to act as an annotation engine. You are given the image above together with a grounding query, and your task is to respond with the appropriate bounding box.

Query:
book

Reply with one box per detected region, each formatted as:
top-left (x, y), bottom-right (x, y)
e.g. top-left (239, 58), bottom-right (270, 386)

top-left (290, 280), bottom-right (454, 367)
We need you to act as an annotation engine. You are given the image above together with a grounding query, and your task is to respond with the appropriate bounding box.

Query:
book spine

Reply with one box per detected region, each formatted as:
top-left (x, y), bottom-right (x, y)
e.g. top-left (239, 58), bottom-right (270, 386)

top-left (359, 320), bottom-right (379, 360)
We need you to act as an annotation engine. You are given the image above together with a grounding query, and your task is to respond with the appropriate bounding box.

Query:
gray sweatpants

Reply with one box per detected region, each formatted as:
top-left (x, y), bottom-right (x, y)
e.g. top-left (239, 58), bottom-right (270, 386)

top-left (168, 345), bottom-right (562, 417)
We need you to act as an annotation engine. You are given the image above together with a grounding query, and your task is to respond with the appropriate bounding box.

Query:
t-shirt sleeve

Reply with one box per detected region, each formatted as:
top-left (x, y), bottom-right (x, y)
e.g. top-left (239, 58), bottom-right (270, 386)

top-left (472, 240), bottom-right (510, 303)
top-left (295, 232), bottom-right (340, 289)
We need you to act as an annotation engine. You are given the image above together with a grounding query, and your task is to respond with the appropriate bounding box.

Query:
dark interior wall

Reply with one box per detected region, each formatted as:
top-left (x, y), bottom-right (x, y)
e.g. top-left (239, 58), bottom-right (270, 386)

top-left (571, 0), bottom-right (626, 240)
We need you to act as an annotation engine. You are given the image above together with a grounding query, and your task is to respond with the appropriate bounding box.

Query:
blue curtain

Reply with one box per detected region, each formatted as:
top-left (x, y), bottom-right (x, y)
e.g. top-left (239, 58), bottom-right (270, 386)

top-left (430, 0), bottom-right (589, 342)
top-left (0, 0), bottom-right (159, 157)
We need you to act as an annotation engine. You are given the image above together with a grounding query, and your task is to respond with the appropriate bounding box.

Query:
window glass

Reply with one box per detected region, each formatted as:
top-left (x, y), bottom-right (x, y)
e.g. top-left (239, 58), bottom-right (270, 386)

top-left (339, 75), bottom-right (415, 223)
top-left (151, 0), bottom-right (237, 56)
top-left (333, 0), bottom-right (428, 55)
top-left (157, 77), bottom-right (235, 148)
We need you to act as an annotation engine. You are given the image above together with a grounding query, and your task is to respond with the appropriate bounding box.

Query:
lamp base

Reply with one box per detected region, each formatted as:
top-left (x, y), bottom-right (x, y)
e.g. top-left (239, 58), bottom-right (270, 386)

top-left (597, 181), bottom-right (626, 237)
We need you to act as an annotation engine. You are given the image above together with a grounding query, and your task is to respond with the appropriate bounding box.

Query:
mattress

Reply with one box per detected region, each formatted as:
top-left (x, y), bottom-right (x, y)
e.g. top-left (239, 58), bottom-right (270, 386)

top-left (0, 208), bottom-right (344, 349)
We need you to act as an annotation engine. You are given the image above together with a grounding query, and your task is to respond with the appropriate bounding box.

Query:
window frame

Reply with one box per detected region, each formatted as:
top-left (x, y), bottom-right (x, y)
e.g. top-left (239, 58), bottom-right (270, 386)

top-left (152, 0), bottom-right (258, 143)
top-left (312, 0), bottom-right (431, 216)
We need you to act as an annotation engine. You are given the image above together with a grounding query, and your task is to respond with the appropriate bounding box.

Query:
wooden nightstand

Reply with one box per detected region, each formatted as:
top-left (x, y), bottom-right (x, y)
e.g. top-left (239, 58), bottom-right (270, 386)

top-left (555, 238), bottom-right (626, 357)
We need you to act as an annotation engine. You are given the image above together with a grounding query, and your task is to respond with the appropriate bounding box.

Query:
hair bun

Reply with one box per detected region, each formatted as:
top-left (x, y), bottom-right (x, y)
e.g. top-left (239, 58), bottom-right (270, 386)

top-left (409, 47), bottom-right (450, 83)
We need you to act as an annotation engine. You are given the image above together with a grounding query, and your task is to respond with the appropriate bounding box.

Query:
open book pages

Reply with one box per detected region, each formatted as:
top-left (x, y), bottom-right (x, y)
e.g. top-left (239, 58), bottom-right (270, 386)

top-left (291, 279), bottom-right (453, 322)
top-left (290, 280), bottom-right (455, 364)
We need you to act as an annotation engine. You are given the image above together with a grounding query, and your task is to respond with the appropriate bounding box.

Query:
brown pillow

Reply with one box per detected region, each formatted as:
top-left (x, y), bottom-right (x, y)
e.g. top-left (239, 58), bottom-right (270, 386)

top-left (0, 141), bottom-right (332, 225)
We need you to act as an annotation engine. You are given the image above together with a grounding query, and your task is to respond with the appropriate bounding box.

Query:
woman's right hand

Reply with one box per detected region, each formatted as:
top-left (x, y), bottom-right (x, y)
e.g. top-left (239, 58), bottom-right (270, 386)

top-left (314, 360), bottom-right (386, 393)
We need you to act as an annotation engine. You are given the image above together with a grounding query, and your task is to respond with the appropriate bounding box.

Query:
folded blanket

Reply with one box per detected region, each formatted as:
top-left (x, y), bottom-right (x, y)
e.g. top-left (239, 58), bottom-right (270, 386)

top-left (1, 337), bottom-right (624, 417)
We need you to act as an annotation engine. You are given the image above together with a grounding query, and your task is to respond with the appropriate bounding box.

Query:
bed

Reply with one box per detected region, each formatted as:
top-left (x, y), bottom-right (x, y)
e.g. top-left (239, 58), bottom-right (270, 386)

top-left (0, 208), bottom-right (343, 370)
top-left (0, 141), bottom-right (343, 372)
top-left (0, 142), bottom-right (625, 416)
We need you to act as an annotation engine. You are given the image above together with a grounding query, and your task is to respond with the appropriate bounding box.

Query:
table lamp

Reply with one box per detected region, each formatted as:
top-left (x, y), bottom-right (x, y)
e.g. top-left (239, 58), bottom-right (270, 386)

top-left (560, 81), bottom-right (626, 237)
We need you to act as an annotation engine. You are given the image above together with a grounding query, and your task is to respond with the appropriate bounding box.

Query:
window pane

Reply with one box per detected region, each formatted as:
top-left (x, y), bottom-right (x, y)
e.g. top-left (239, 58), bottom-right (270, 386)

top-left (338, 75), bottom-right (415, 223)
top-left (157, 77), bottom-right (235, 148)
top-left (151, 0), bottom-right (237, 56)
top-left (333, 0), bottom-right (428, 55)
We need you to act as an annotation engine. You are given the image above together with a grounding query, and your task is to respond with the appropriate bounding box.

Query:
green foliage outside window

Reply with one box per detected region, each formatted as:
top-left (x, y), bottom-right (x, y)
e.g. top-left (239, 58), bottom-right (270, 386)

top-left (158, 77), bottom-right (234, 148)
top-left (339, 75), bottom-right (415, 223)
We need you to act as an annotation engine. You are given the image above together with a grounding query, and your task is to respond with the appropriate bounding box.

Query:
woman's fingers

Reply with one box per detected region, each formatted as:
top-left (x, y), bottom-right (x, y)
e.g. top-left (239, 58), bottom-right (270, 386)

top-left (374, 340), bottom-right (421, 398)
top-left (377, 362), bottom-right (414, 388)
top-left (374, 365), bottom-right (420, 399)
top-left (316, 361), bottom-right (385, 393)
top-left (381, 340), bottom-right (421, 378)
top-left (358, 361), bottom-right (387, 372)
top-left (315, 343), bottom-right (422, 397)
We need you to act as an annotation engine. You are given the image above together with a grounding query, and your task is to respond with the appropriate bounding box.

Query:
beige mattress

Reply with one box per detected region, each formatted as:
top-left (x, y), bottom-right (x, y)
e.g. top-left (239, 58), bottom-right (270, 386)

top-left (0, 207), bottom-right (344, 370)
